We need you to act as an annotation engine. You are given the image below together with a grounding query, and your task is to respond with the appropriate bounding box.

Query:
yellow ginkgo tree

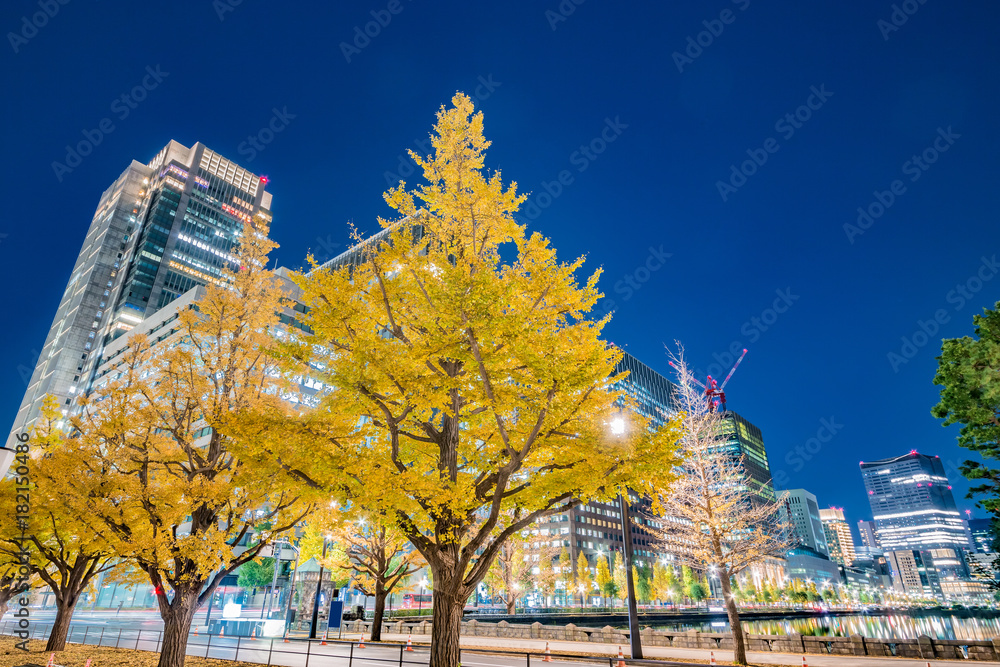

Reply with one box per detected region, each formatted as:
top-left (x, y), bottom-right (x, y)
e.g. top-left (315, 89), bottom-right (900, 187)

top-left (40, 217), bottom-right (328, 667)
top-left (0, 438), bottom-right (117, 652)
top-left (321, 509), bottom-right (424, 640)
top-left (289, 93), bottom-right (682, 667)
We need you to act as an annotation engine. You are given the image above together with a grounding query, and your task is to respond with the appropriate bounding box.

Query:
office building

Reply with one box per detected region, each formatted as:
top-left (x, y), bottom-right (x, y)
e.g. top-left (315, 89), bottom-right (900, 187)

top-left (9, 160), bottom-right (147, 443)
top-left (968, 518), bottom-right (995, 553)
top-left (718, 411), bottom-right (776, 504)
top-left (783, 489), bottom-right (829, 556)
top-left (784, 546), bottom-right (841, 586)
top-left (8, 141), bottom-right (271, 446)
top-left (861, 452), bottom-right (970, 552)
top-left (858, 519), bottom-right (880, 549)
top-left (861, 451), bottom-right (972, 598)
top-left (852, 545), bottom-right (893, 590)
top-left (820, 508), bottom-right (857, 567)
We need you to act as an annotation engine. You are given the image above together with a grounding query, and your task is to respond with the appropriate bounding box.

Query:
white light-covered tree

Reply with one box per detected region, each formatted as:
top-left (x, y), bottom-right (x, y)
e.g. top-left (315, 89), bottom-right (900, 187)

top-left (648, 346), bottom-right (790, 667)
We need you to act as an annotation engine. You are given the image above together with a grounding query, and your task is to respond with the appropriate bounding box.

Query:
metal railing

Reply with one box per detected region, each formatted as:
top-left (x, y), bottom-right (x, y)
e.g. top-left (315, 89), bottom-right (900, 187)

top-left (0, 620), bottom-right (695, 667)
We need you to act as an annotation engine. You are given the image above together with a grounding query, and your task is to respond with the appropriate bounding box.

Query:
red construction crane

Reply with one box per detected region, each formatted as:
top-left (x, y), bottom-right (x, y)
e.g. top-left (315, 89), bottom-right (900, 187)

top-left (670, 348), bottom-right (748, 412)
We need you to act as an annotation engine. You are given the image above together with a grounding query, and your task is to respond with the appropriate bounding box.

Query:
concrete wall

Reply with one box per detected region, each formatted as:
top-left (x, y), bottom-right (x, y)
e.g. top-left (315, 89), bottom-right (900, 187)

top-left (345, 619), bottom-right (1000, 661)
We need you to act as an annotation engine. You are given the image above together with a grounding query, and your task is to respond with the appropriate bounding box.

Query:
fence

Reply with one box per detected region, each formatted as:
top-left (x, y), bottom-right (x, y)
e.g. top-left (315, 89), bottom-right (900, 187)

top-left (343, 619), bottom-right (1000, 662)
top-left (0, 620), bottom-right (691, 667)
top-left (7, 618), bottom-right (1000, 663)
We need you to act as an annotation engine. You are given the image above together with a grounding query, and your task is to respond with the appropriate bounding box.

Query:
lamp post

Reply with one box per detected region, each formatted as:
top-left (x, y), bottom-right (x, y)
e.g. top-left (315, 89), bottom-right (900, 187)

top-left (418, 577), bottom-right (429, 615)
top-left (280, 543), bottom-right (301, 641)
top-left (610, 413), bottom-right (643, 659)
top-left (262, 538), bottom-right (289, 620)
top-left (618, 491), bottom-right (643, 658)
top-left (309, 534), bottom-right (330, 639)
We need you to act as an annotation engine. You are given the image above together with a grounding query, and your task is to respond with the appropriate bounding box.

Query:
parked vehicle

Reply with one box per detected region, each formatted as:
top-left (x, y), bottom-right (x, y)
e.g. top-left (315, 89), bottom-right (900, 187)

top-left (402, 593), bottom-right (434, 609)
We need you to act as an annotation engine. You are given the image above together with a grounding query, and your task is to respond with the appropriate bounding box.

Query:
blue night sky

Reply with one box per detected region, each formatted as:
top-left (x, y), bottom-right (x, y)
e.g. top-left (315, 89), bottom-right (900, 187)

top-left (2, 0), bottom-right (999, 535)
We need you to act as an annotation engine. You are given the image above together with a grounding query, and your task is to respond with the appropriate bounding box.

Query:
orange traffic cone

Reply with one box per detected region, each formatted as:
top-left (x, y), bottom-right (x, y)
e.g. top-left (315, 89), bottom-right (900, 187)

top-left (802, 656), bottom-right (808, 667)
top-left (251, 627), bottom-right (257, 640)
top-left (85, 660), bottom-right (92, 667)
top-left (219, 626), bottom-right (225, 637)
top-left (616, 645), bottom-right (627, 667)
top-left (46, 654), bottom-right (55, 667)
top-left (406, 634), bottom-right (414, 651)
top-left (710, 651), bottom-right (716, 665)
top-left (194, 627), bottom-right (199, 637)
top-left (543, 641), bottom-right (552, 662)
top-left (359, 633), bottom-right (365, 649)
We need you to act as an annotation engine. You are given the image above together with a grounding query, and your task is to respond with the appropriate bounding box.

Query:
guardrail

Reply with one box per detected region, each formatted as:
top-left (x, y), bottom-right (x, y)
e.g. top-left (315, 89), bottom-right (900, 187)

top-left (0, 621), bottom-right (694, 667)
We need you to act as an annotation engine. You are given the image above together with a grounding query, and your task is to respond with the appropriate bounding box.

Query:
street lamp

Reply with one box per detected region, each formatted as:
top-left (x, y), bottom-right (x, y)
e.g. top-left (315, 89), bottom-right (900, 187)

top-left (280, 542), bottom-right (302, 641)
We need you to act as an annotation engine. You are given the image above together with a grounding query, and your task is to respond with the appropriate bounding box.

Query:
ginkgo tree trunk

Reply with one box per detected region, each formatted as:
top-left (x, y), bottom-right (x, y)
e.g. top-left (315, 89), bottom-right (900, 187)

top-left (289, 93), bottom-right (682, 667)
top-left (38, 216), bottom-right (335, 667)
top-left (648, 347), bottom-right (790, 667)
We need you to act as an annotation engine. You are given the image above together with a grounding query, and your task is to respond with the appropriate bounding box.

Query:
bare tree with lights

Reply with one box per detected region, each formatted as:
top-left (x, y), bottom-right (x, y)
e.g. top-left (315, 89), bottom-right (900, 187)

top-left (647, 346), bottom-right (790, 667)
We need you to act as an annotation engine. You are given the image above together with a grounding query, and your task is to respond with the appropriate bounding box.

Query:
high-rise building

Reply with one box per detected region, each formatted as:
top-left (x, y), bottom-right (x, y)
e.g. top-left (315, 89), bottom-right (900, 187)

top-left (861, 451), bottom-right (972, 598)
top-left (858, 519), bottom-right (880, 549)
top-left (783, 489), bottom-right (829, 556)
top-left (8, 141), bottom-right (271, 446)
top-left (968, 518), bottom-right (995, 553)
top-left (820, 508), bottom-right (857, 567)
top-left (717, 411), bottom-right (775, 505)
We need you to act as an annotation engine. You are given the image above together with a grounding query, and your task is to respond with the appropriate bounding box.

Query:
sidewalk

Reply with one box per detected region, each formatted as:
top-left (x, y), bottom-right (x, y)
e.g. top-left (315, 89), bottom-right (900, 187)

top-left (380, 632), bottom-right (999, 666)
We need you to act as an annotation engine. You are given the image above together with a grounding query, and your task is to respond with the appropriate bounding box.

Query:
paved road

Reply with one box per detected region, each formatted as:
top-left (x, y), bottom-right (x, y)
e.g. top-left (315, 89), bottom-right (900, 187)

top-left (382, 633), bottom-right (998, 667)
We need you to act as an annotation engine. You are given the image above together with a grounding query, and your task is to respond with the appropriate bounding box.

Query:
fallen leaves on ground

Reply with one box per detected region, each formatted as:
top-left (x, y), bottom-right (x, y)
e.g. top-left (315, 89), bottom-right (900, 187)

top-left (0, 637), bottom-right (260, 667)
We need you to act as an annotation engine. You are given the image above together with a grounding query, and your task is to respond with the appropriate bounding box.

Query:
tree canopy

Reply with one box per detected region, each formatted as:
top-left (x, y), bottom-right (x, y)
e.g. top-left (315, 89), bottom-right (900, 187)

top-left (287, 93), bottom-right (682, 666)
top-left (933, 302), bottom-right (1000, 531)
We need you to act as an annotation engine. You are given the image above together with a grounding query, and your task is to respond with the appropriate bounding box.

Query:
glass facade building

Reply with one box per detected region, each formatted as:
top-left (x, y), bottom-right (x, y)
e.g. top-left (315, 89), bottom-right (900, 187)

top-left (8, 141), bottom-right (271, 445)
top-left (783, 489), bottom-right (829, 556)
top-left (861, 452), bottom-right (969, 552)
top-left (612, 350), bottom-right (676, 428)
top-left (109, 141), bottom-right (272, 338)
top-left (718, 411), bottom-right (776, 505)
top-left (861, 451), bottom-right (971, 597)
top-left (968, 518), bottom-right (995, 553)
top-left (820, 507), bottom-right (857, 567)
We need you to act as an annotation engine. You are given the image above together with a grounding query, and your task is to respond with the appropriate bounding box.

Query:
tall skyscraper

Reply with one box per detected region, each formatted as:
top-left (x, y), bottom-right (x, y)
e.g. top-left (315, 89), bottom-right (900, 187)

top-left (858, 519), bottom-right (880, 549)
top-left (8, 141), bottom-right (271, 445)
top-left (819, 508), bottom-right (857, 566)
top-left (861, 451), bottom-right (972, 597)
top-left (718, 411), bottom-right (776, 504)
top-left (783, 489), bottom-right (829, 556)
